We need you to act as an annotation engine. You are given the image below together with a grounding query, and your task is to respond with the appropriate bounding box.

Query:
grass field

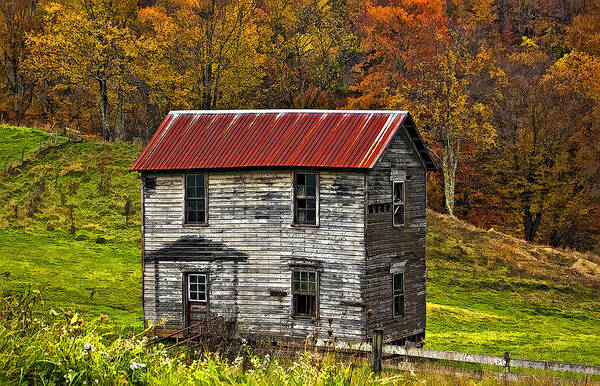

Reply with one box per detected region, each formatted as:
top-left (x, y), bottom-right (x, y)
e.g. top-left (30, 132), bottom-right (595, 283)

top-left (1, 124), bottom-right (599, 367)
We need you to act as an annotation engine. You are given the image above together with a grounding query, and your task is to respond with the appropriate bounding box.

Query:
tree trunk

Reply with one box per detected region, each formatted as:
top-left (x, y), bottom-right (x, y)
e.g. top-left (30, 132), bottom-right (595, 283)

top-left (98, 78), bottom-right (110, 141)
top-left (523, 210), bottom-right (542, 242)
top-left (114, 83), bottom-right (124, 140)
top-left (442, 139), bottom-right (460, 216)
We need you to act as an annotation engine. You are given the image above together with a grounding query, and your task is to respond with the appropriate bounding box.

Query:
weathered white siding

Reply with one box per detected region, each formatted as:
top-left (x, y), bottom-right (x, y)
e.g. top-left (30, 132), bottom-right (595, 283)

top-left (365, 127), bottom-right (428, 344)
top-left (143, 170), bottom-right (367, 341)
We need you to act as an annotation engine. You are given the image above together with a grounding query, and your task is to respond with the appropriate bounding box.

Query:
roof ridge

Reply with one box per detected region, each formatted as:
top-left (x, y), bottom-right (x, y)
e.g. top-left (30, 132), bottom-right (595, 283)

top-left (168, 109), bottom-right (409, 115)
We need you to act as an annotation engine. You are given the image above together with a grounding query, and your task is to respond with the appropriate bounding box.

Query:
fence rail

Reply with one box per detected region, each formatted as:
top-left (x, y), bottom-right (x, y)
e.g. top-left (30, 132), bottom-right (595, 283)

top-left (314, 338), bottom-right (600, 376)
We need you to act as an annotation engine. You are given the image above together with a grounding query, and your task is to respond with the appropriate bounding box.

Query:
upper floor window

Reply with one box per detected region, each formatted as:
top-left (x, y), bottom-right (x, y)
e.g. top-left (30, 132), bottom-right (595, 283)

top-left (185, 174), bottom-right (207, 224)
top-left (392, 181), bottom-right (405, 227)
top-left (393, 272), bottom-right (405, 317)
top-left (294, 172), bottom-right (318, 225)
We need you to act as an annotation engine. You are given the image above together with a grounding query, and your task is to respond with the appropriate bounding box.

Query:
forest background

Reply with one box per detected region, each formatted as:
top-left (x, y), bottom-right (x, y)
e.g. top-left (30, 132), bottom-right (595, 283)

top-left (1, 0), bottom-right (599, 251)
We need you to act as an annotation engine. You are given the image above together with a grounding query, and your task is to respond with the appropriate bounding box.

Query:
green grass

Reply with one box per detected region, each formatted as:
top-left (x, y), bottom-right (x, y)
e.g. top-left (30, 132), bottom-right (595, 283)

top-left (0, 125), bottom-right (58, 168)
top-left (425, 213), bottom-right (600, 365)
top-left (0, 228), bottom-right (143, 327)
top-left (0, 124), bottom-right (143, 327)
top-left (0, 124), bottom-right (599, 368)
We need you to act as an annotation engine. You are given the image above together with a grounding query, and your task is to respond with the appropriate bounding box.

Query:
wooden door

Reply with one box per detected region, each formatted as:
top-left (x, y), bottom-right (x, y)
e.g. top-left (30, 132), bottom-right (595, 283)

top-left (186, 273), bottom-right (208, 326)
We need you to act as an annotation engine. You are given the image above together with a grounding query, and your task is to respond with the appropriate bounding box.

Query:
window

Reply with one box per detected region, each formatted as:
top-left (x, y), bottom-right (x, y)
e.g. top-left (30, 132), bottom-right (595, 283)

top-left (185, 174), bottom-right (207, 224)
top-left (368, 203), bottom-right (391, 214)
top-left (294, 172), bottom-right (317, 225)
top-left (392, 181), bottom-right (405, 226)
top-left (292, 270), bottom-right (317, 317)
top-left (188, 274), bottom-right (207, 302)
top-left (393, 273), bottom-right (404, 317)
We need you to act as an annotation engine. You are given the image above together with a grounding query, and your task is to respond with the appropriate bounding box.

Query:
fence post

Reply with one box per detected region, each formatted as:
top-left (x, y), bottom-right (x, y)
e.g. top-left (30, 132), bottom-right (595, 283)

top-left (371, 329), bottom-right (383, 373)
top-left (504, 351), bottom-right (511, 376)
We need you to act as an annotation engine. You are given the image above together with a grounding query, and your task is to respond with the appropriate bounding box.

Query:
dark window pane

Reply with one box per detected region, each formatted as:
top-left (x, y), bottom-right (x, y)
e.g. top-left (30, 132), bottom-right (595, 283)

top-left (306, 173), bottom-right (316, 185)
top-left (306, 199), bottom-right (316, 209)
top-left (294, 294), bottom-right (316, 316)
top-left (198, 275), bottom-right (205, 283)
top-left (394, 182), bottom-right (404, 202)
top-left (394, 295), bottom-right (404, 316)
top-left (186, 175), bottom-right (195, 187)
top-left (196, 175), bottom-right (204, 186)
top-left (394, 204), bottom-right (404, 225)
top-left (297, 198), bottom-right (306, 209)
top-left (190, 292), bottom-right (197, 300)
top-left (198, 211), bottom-right (205, 223)
top-left (394, 273), bottom-right (404, 293)
top-left (188, 210), bottom-right (197, 222)
top-left (190, 284), bottom-right (197, 292)
top-left (198, 292), bottom-right (206, 301)
top-left (190, 276), bottom-right (197, 284)
top-left (187, 186), bottom-right (196, 198)
top-left (196, 186), bottom-right (205, 198)
top-left (306, 186), bottom-right (316, 197)
top-left (296, 173), bottom-right (305, 185)
top-left (296, 185), bottom-right (306, 196)
top-left (293, 271), bottom-right (300, 280)
top-left (306, 210), bottom-right (316, 222)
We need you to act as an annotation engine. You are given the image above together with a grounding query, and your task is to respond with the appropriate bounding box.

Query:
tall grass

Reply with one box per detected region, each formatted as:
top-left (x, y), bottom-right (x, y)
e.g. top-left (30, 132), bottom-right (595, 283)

top-left (0, 289), bottom-right (393, 385)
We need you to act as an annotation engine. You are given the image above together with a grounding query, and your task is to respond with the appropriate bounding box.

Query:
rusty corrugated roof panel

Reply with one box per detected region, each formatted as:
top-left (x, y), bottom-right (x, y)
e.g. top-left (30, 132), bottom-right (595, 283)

top-left (130, 110), bottom-right (436, 171)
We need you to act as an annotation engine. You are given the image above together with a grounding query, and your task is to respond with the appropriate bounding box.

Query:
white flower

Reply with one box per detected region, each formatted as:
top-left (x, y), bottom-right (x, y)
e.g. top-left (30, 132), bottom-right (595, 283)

top-left (84, 343), bottom-right (93, 351)
top-left (130, 361), bottom-right (146, 371)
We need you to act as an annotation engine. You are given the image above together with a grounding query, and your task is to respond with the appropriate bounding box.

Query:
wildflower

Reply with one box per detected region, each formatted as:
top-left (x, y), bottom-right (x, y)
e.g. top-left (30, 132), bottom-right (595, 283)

top-left (233, 356), bottom-right (244, 367)
top-left (130, 361), bottom-right (146, 371)
top-left (84, 343), bottom-right (93, 351)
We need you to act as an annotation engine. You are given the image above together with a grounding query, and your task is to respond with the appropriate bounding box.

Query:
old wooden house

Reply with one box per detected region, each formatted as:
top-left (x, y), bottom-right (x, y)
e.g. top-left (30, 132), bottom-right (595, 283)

top-left (131, 110), bottom-right (436, 345)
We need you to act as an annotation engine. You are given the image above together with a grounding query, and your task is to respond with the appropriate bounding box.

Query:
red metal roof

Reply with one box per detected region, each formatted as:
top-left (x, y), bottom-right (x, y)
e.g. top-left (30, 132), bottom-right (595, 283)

top-left (130, 110), bottom-right (436, 171)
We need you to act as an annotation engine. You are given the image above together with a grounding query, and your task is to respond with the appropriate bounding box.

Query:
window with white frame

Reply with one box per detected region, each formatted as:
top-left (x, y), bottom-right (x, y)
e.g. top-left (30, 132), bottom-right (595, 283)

top-left (393, 272), bottom-right (404, 317)
top-left (185, 174), bottom-right (207, 224)
top-left (188, 273), bottom-right (207, 302)
top-left (392, 181), bottom-right (405, 226)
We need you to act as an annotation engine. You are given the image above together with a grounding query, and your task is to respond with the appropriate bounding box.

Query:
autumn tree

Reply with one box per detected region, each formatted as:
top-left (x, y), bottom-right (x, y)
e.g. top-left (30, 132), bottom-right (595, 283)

top-left (26, 0), bottom-right (140, 140)
top-left (491, 37), bottom-right (600, 244)
top-left (139, 0), bottom-right (264, 112)
top-left (0, 0), bottom-right (41, 124)
top-left (258, 0), bottom-right (358, 108)
top-left (349, 0), bottom-right (447, 109)
top-left (350, 0), bottom-right (496, 216)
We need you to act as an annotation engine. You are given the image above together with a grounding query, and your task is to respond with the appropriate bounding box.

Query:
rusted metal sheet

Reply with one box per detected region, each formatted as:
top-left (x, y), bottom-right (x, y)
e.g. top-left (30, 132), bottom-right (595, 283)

top-left (131, 110), bottom-right (435, 171)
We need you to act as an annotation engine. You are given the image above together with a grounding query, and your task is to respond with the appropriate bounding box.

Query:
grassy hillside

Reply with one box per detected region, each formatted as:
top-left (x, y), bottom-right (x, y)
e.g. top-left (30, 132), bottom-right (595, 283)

top-left (425, 212), bottom-right (600, 365)
top-left (0, 125), bottom-right (61, 169)
top-left (0, 125), bottom-right (143, 327)
top-left (0, 125), bottom-right (599, 366)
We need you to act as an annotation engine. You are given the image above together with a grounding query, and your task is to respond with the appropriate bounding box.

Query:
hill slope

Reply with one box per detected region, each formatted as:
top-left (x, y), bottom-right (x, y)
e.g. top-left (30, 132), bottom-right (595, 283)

top-left (0, 125), bottom-right (598, 365)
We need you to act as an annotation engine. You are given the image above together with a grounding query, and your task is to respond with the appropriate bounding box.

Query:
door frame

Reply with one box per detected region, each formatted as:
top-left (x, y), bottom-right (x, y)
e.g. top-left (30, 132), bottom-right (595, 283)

top-left (182, 271), bottom-right (209, 327)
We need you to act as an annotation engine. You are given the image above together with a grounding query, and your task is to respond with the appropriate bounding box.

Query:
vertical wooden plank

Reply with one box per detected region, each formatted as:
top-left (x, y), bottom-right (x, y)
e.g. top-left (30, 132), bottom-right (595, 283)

top-left (371, 329), bottom-right (383, 373)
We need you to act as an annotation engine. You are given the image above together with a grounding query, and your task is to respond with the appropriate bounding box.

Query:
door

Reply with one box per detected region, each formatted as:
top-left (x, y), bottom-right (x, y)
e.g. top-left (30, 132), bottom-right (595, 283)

top-left (186, 273), bottom-right (208, 326)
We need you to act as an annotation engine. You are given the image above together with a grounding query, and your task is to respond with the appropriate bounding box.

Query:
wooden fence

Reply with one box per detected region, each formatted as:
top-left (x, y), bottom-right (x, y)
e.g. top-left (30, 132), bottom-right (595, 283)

top-left (314, 332), bottom-right (600, 376)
